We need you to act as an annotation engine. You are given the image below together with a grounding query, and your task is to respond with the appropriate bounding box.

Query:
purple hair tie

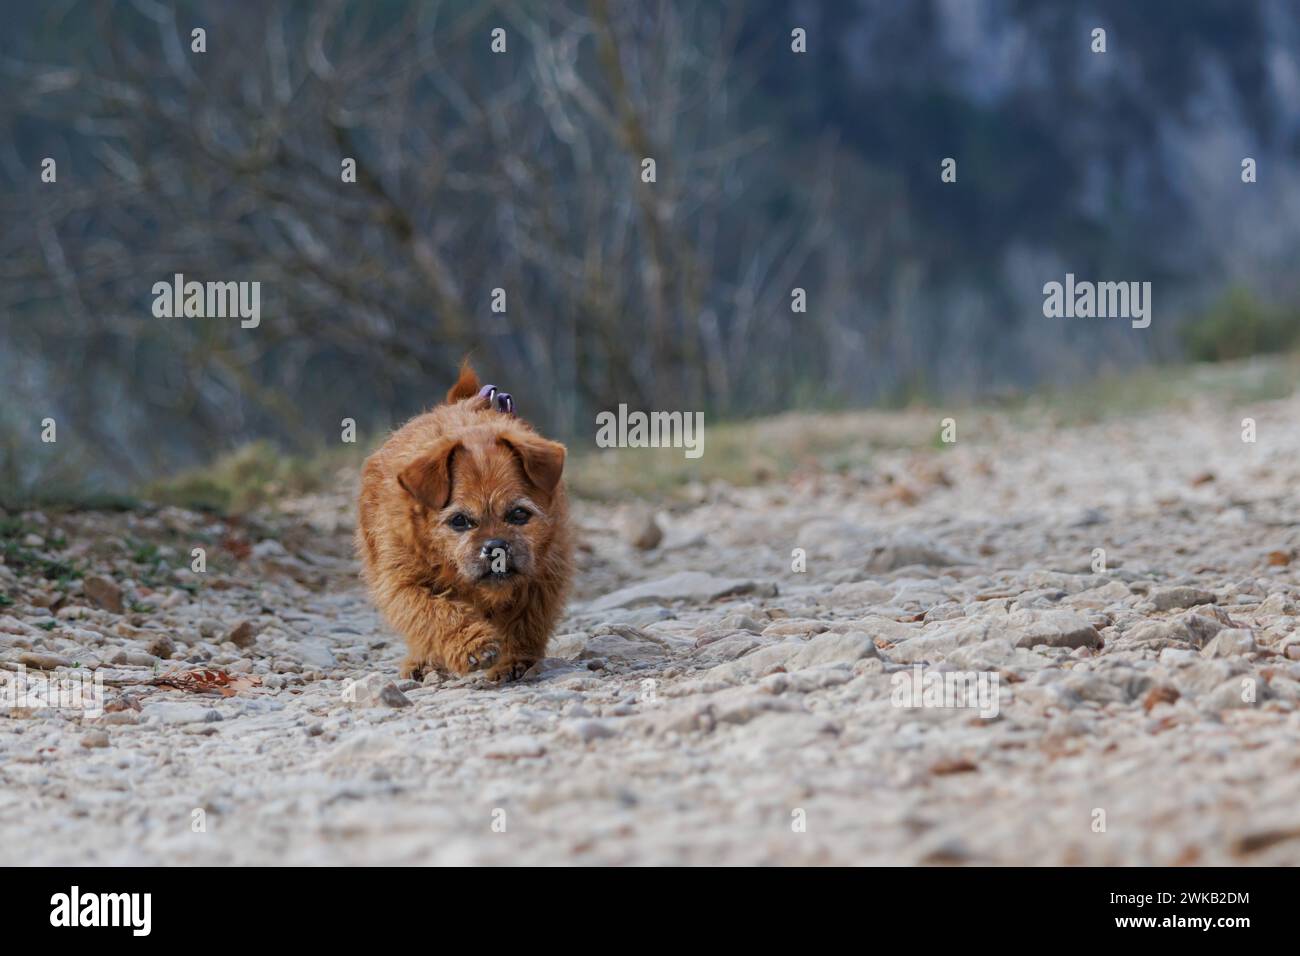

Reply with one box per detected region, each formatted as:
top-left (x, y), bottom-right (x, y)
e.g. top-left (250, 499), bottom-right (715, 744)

top-left (475, 383), bottom-right (516, 416)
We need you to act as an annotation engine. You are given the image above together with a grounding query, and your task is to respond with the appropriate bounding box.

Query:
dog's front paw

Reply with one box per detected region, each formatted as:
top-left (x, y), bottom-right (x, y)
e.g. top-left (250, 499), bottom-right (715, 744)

top-left (399, 655), bottom-right (428, 681)
top-left (448, 636), bottom-right (500, 675)
top-left (486, 658), bottom-right (536, 683)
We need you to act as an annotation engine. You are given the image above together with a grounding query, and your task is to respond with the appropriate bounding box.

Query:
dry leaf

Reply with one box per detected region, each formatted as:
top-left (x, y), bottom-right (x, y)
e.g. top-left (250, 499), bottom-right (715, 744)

top-left (930, 757), bottom-right (978, 775)
top-left (150, 667), bottom-right (262, 697)
top-left (882, 484), bottom-right (920, 507)
top-left (1142, 685), bottom-right (1180, 713)
top-left (220, 535), bottom-right (252, 560)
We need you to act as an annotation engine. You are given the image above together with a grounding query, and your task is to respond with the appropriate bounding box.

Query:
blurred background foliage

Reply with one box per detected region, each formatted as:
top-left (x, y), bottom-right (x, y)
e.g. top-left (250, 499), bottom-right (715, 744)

top-left (1, 0), bottom-right (1298, 499)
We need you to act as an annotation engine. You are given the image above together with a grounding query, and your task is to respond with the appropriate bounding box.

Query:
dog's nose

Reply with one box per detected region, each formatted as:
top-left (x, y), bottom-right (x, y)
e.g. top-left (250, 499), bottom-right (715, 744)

top-left (480, 539), bottom-right (511, 559)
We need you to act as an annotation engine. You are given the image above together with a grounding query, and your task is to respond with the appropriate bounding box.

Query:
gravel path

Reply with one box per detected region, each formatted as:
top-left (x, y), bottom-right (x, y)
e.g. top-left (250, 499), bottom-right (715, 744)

top-left (3, 390), bottom-right (1300, 865)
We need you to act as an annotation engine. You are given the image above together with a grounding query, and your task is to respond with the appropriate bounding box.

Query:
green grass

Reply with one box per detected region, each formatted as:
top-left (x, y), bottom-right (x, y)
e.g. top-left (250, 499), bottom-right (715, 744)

top-left (1181, 287), bottom-right (1300, 362)
top-left (567, 409), bottom-right (917, 499)
top-left (570, 353), bottom-right (1299, 498)
top-left (141, 440), bottom-right (364, 513)
top-left (1008, 353), bottom-right (1300, 428)
top-left (0, 519), bottom-right (83, 584)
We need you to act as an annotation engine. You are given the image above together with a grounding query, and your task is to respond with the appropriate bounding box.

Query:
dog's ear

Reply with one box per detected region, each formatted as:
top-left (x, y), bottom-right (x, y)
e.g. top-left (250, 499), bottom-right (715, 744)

top-left (397, 439), bottom-right (461, 509)
top-left (499, 431), bottom-right (566, 496)
top-left (445, 359), bottom-right (481, 403)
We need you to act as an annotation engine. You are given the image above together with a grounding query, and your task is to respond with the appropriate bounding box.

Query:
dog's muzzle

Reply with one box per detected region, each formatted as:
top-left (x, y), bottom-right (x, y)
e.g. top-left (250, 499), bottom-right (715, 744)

top-left (478, 539), bottom-right (515, 578)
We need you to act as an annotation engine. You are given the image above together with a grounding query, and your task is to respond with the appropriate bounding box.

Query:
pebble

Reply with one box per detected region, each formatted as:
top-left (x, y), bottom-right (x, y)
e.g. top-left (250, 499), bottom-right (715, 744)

top-left (1149, 586), bottom-right (1217, 611)
top-left (1201, 629), bottom-right (1256, 658)
top-left (587, 571), bottom-right (773, 612)
top-left (144, 703), bottom-right (222, 725)
top-left (17, 651), bottom-right (73, 670)
top-left (484, 735), bottom-right (547, 759)
top-left (82, 575), bottom-right (125, 614)
top-left (145, 634), bottom-right (176, 659)
top-left (621, 509), bottom-right (663, 550)
top-left (562, 718), bottom-right (618, 742)
top-left (227, 621), bottom-right (258, 649)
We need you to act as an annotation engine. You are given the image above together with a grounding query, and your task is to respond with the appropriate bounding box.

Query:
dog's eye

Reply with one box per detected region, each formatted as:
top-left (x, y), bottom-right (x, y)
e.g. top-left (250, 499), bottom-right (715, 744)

top-left (505, 507), bottom-right (532, 525)
top-left (448, 513), bottom-right (473, 531)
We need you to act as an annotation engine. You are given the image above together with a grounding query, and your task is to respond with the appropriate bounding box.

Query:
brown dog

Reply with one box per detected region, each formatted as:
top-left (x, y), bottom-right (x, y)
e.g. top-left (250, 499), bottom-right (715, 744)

top-left (356, 363), bottom-right (572, 682)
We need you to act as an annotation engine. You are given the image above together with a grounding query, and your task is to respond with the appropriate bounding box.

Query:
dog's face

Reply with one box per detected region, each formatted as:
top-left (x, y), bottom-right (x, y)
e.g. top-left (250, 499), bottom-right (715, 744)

top-left (397, 425), bottom-right (565, 601)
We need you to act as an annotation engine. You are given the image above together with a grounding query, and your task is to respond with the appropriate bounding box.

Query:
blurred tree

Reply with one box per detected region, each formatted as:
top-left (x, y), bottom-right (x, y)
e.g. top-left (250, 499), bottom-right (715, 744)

top-left (0, 0), bottom-right (1297, 491)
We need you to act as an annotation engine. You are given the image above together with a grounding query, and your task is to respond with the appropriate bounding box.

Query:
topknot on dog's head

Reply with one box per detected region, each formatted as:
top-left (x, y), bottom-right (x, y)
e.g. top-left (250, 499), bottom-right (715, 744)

top-left (446, 358), bottom-right (481, 404)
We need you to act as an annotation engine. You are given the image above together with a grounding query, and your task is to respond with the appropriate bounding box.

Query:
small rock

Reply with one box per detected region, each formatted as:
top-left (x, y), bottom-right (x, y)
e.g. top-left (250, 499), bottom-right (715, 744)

top-left (346, 674), bottom-right (412, 708)
top-left (829, 581), bottom-right (895, 604)
top-left (548, 632), bottom-right (589, 659)
top-left (17, 651), bottom-right (72, 670)
top-left (227, 621), bottom-right (258, 649)
top-left (866, 535), bottom-right (966, 572)
top-left (1201, 629), bottom-right (1256, 658)
top-left (1128, 609), bottom-right (1232, 649)
top-left (378, 683), bottom-right (412, 708)
top-left (563, 718), bottom-right (617, 742)
top-left (580, 625), bottom-right (671, 662)
top-left (760, 618), bottom-right (829, 639)
top-left (295, 640), bottom-right (338, 669)
top-left (1010, 609), bottom-right (1102, 650)
top-left (1258, 592), bottom-right (1297, 616)
top-left (485, 735), bottom-right (547, 759)
top-left (1150, 586), bottom-right (1216, 612)
top-left (146, 634), bottom-right (176, 660)
top-left (82, 575), bottom-right (125, 614)
top-left (145, 702), bottom-right (222, 725)
top-left (80, 730), bottom-right (110, 749)
top-left (0, 616), bottom-right (44, 637)
top-left (1206, 676), bottom-right (1268, 711)
top-left (588, 571), bottom-right (774, 612)
top-left (622, 509), bottom-right (663, 550)
top-left (717, 612), bottom-right (762, 633)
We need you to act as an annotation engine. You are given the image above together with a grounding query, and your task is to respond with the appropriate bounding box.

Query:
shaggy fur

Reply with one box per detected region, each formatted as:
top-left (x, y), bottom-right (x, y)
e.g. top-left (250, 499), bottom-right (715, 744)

top-left (356, 362), bottom-right (572, 681)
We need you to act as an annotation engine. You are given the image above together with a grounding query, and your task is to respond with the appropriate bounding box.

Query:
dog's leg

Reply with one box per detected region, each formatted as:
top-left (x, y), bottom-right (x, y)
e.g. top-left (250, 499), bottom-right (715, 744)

top-left (441, 617), bottom-right (503, 675)
top-left (484, 595), bottom-right (558, 682)
top-left (383, 584), bottom-right (502, 677)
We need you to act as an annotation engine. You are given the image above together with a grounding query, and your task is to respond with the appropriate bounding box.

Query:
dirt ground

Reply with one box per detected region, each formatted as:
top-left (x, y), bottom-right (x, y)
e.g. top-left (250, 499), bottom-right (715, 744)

top-left (3, 387), bottom-right (1300, 864)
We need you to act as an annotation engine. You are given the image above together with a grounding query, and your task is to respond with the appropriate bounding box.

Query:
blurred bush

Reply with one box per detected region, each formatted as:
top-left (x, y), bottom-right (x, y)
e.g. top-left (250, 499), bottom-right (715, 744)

top-left (141, 441), bottom-right (360, 513)
top-left (1181, 288), bottom-right (1300, 362)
